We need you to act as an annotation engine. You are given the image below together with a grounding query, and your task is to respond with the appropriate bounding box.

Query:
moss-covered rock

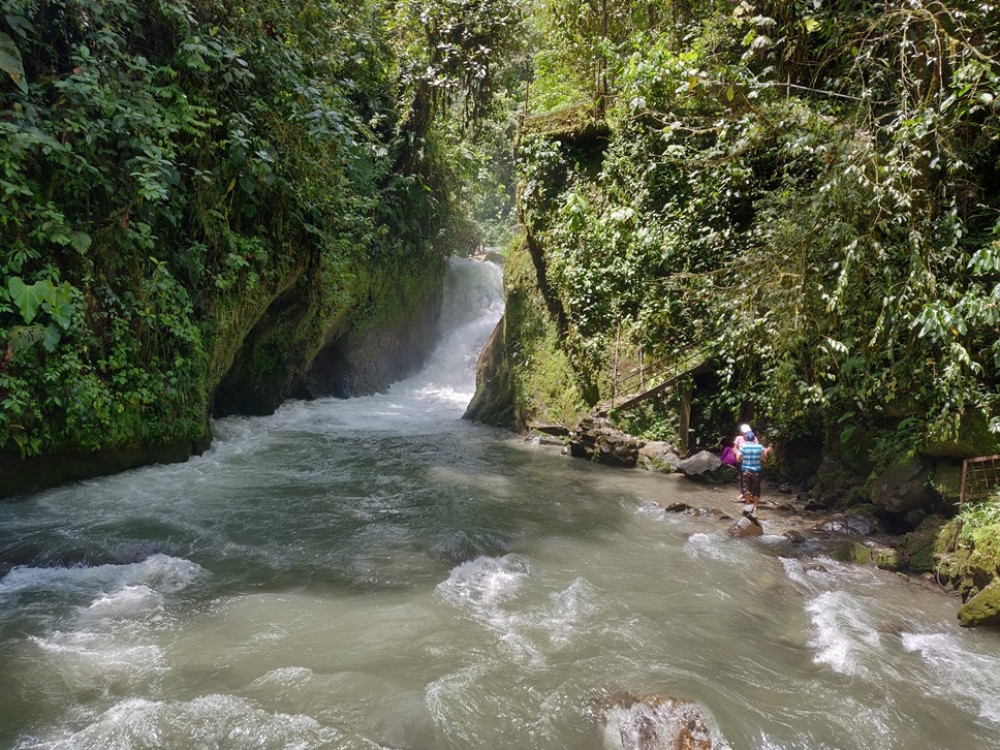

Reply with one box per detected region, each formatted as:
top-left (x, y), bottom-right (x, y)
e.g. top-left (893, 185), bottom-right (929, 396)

top-left (958, 581), bottom-right (1000, 627)
top-left (831, 541), bottom-right (872, 565)
top-left (928, 461), bottom-right (964, 510)
top-left (870, 458), bottom-right (935, 516)
top-left (922, 409), bottom-right (1000, 460)
top-left (874, 546), bottom-right (904, 571)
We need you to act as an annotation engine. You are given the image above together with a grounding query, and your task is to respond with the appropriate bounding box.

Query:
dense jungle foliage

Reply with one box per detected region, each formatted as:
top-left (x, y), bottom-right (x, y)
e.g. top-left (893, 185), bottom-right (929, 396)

top-left (0, 0), bottom-right (522, 470)
top-left (3, 0), bottom-right (999, 487)
top-left (513, 0), bottom-right (1000, 466)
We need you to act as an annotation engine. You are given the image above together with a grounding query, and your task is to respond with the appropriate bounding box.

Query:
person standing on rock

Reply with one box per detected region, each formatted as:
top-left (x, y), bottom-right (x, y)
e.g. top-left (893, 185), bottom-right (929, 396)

top-left (736, 430), bottom-right (772, 516)
top-left (732, 423), bottom-right (752, 502)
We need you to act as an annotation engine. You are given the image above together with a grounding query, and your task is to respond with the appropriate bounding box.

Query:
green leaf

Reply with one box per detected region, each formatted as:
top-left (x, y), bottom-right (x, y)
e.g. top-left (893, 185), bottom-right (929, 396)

top-left (9, 324), bottom-right (45, 354)
top-left (69, 231), bottom-right (92, 255)
top-left (43, 221), bottom-right (74, 245)
top-left (8, 277), bottom-right (54, 324)
top-left (0, 32), bottom-right (27, 94)
top-left (726, 86), bottom-right (735, 102)
top-left (4, 15), bottom-right (35, 38)
top-left (42, 323), bottom-right (62, 353)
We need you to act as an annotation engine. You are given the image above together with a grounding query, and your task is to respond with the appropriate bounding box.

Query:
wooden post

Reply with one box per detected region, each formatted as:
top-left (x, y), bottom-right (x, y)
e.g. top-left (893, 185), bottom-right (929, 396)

top-left (679, 383), bottom-right (692, 456)
top-left (612, 319), bottom-right (620, 408)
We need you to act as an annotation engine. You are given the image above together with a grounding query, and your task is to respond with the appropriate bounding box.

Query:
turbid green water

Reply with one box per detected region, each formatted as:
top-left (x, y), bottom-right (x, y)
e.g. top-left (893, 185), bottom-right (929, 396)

top-left (1, 258), bottom-right (999, 750)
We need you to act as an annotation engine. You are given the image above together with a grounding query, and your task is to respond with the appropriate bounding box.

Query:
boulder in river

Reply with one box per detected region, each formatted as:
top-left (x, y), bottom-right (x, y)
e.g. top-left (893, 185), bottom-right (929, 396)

top-left (594, 692), bottom-right (725, 750)
top-left (958, 580), bottom-right (1000, 628)
top-left (639, 441), bottom-right (683, 473)
top-left (569, 417), bottom-right (641, 467)
top-left (728, 512), bottom-right (763, 538)
top-left (677, 451), bottom-right (738, 485)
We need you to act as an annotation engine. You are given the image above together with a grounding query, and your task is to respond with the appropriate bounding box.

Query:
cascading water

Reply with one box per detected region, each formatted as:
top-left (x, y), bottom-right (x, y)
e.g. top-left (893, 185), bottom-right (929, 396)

top-left (1, 256), bottom-right (999, 750)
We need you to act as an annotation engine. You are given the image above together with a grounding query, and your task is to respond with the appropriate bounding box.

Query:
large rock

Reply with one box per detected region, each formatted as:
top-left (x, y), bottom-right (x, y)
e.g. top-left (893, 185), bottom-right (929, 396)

top-left (870, 458), bottom-right (935, 516)
top-left (639, 441), bottom-right (683, 473)
top-left (728, 514), bottom-right (763, 537)
top-left (922, 409), bottom-right (1000, 459)
top-left (677, 451), bottom-right (738, 485)
top-left (809, 455), bottom-right (861, 508)
top-left (594, 692), bottom-right (724, 750)
top-left (958, 581), bottom-right (1000, 628)
top-left (568, 417), bottom-right (641, 467)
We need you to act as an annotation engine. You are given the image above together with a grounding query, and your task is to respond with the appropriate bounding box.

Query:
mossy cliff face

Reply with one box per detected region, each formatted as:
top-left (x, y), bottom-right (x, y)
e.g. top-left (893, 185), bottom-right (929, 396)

top-left (0, 252), bottom-right (446, 498)
top-left (465, 236), bottom-right (585, 430)
top-left (212, 253), bottom-right (446, 415)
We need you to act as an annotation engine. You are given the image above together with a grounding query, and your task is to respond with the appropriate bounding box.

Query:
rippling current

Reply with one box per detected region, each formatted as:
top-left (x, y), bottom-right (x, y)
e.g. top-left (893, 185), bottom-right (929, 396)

top-left (1, 258), bottom-right (999, 750)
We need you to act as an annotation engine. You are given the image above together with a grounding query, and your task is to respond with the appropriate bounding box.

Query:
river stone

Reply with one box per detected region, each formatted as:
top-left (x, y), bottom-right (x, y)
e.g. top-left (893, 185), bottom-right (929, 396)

top-left (639, 441), bottom-right (682, 473)
top-left (594, 692), bottom-right (722, 750)
top-left (874, 546), bottom-right (904, 571)
top-left (958, 581), bottom-right (1000, 628)
top-left (870, 458), bottom-right (934, 516)
top-left (831, 541), bottom-right (872, 565)
top-left (569, 417), bottom-right (641, 467)
top-left (728, 514), bottom-right (763, 537)
top-left (677, 451), bottom-right (738, 485)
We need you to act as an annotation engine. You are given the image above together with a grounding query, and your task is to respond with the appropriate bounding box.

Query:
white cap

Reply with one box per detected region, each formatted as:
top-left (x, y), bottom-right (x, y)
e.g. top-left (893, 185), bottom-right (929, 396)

top-left (739, 423), bottom-right (751, 434)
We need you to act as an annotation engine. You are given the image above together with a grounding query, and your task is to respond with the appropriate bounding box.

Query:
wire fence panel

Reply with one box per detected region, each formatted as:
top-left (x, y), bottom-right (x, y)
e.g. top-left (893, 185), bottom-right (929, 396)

top-left (960, 455), bottom-right (1000, 505)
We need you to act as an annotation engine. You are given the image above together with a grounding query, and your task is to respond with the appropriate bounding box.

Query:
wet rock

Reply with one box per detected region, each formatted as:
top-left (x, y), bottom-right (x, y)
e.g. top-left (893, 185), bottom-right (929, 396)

top-left (817, 515), bottom-right (876, 536)
top-left (803, 495), bottom-right (833, 511)
top-left (662, 503), bottom-right (732, 522)
top-left (958, 581), bottom-right (1000, 628)
top-left (870, 458), bottom-right (934, 516)
top-left (639, 441), bottom-right (683, 473)
top-left (677, 451), bottom-right (738, 485)
top-left (900, 528), bottom-right (939, 574)
top-left (810, 455), bottom-right (861, 508)
top-left (594, 692), bottom-right (723, 750)
top-left (874, 546), bottom-right (903, 571)
top-left (569, 417), bottom-right (641, 468)
top-left (784, 530), bottom-right (806, 545)
top-left (831, 541), bottom-right (872, 565)
top-left (803, 563), bottom-right (830, 574)
top-left (728, 513), bottom-right (763, 537)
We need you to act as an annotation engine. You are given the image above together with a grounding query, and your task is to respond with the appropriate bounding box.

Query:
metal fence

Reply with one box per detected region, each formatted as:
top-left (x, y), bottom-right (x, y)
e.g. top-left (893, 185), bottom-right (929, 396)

top-left (960, 454), bottom-right (1000, 504)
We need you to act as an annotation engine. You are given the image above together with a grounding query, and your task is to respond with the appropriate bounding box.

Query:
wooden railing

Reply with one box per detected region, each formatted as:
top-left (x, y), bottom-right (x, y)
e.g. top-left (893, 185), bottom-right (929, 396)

top-left (594, 345), bottom-right (710, 415)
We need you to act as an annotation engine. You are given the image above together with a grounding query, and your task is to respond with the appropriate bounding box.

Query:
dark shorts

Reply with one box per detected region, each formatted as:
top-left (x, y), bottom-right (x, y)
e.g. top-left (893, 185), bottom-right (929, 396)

top-left (742, 470), bottom-right (761, 499)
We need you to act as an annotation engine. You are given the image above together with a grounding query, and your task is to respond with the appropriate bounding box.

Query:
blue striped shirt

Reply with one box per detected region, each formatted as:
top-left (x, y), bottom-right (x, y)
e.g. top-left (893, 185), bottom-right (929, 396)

top-left (740, 441), bottom-right (765, 472)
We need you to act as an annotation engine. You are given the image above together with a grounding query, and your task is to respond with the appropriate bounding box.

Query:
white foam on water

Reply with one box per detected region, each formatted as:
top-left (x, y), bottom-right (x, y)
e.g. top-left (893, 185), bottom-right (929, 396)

top-left (0, 554), bottom-right (204, 601)
top-left (76, 585), bottom-right (165, 623)
top-left (902, 631), bottom-right (1000, 725)
top-left (13, 694), bottom-right (344, 750)
top-left (29, 630), bottom-right (167, 694)
top-left (249, 666), bottom-right (316, 691)
top-left (537, 577), bottom-right (599, 648)
top-left (436, 554), bottom-right (531, 612)
top-left (684, 531), bottom-right (750, 566)
top-left (435, 555), bottom-right (543, 665)
top-left (804, 590), bottom-right (881, 677)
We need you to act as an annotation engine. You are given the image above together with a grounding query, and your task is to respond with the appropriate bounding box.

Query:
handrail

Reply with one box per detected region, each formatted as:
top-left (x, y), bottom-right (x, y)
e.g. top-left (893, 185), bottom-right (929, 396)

top-left (597, 344), bottom-right (710, 414)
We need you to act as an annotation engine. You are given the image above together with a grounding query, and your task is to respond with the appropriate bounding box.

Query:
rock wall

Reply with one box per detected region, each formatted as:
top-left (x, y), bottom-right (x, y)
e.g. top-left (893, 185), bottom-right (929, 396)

top-left (1, 254), bottom-right (448, 498)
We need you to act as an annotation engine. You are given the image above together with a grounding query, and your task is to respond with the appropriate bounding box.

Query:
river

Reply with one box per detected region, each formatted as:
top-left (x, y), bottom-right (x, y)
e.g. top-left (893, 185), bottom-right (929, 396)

top-left (1, 258), bottom-right (999, 750)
